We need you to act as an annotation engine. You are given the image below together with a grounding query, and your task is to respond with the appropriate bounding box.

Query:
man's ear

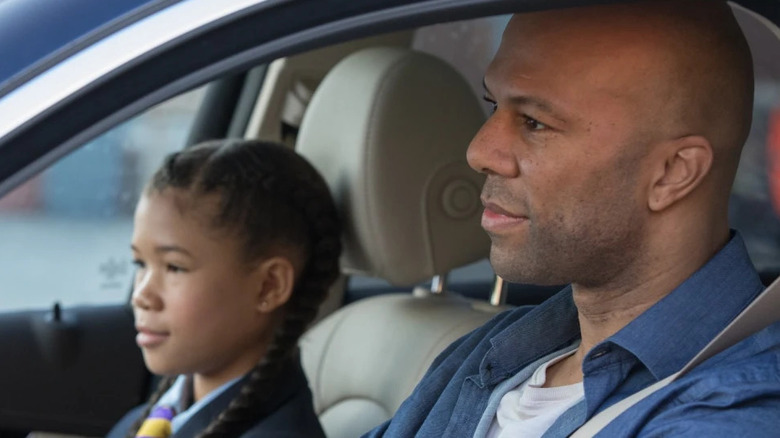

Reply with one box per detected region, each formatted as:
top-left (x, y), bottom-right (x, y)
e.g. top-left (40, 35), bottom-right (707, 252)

top-left (252, 256), bottom-right (296, 314)
top-left (647, 135), bottom-right (713, 212)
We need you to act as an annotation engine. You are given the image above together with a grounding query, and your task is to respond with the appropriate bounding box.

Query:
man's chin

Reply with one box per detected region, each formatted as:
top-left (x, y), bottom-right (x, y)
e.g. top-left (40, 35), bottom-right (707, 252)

top-left (489, 251), bottom-right (530, 283)
top-left (489, 248), bottom-right (565, 286)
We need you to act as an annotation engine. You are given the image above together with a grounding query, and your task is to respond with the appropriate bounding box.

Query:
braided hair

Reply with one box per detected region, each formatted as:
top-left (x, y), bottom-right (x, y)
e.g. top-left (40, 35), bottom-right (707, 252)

top-left (127, 139), bottom-right (341, 437)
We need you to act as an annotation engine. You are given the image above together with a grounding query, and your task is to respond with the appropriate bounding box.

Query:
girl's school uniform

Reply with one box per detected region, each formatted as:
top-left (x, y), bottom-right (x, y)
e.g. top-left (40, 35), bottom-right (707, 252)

top-left (107, 357), bottom-right (325, 438)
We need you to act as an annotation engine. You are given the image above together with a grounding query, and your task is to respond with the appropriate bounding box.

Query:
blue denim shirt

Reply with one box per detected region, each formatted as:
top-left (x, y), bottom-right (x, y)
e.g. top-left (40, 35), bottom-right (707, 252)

top-left (364, 233), bottom-right (780, 437)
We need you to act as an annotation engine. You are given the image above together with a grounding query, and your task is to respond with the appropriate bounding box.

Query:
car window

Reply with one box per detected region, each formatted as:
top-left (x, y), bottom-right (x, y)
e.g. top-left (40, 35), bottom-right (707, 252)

top-left (0, 86), bottom-right (206, 312)
top-left (412, 15), bottom-right (510, 116)
top-left (3, 7), bottom-right (776, 313)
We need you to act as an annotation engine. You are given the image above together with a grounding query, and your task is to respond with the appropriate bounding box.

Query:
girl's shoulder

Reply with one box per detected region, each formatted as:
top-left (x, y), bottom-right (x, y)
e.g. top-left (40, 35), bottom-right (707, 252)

top-left (105, 404), bottom-right (146, 438)
top-left (240, 363), bottom-right (326, 438)
top-left (107, 359), bottom-right (326, 437)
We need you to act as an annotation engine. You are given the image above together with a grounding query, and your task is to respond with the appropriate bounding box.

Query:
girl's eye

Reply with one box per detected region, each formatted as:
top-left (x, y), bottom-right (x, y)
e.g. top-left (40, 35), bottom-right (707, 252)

top-left (166, 264), bottom-right (186, 273)
top-left (523, 116), bottom-right (547, 131)
top-left (132, 259), bottom-right (146, 269)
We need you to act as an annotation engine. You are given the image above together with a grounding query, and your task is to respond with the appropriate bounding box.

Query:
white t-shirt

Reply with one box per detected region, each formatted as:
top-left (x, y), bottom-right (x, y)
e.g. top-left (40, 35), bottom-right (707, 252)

top-left (486, 351), bottom-right (584, 438)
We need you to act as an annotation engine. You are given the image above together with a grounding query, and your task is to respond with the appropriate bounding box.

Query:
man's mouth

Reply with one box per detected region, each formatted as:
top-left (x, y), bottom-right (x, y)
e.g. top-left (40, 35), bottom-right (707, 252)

top-left (481, 201), bottom-right (528, 232)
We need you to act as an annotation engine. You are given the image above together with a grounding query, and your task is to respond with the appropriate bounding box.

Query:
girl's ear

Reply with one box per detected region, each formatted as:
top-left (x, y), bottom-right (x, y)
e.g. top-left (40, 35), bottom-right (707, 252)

top-left (253, 256), bottom-right (296, 314)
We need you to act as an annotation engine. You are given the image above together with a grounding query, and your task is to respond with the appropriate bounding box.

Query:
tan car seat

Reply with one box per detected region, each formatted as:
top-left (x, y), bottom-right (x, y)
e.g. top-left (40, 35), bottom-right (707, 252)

top-left (296, 47), bottom-right (504, 438)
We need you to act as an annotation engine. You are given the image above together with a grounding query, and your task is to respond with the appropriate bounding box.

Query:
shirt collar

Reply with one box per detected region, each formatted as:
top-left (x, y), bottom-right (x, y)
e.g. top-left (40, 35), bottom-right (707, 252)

top-left (170, 354), bottom-right (308, 436)
top-left (605, 231), bottom-right (764, 380)
top-left (155, 352), bottom-right (307, 436)
top-left (155, 374), bottom-right (242, 431)
top-left (481, 288), bottom-right (580, 385)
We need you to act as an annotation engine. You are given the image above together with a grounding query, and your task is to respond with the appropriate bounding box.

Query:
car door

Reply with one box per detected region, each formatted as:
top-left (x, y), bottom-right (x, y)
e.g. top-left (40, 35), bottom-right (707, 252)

top-left (0, 0), bottom-right (776, 436)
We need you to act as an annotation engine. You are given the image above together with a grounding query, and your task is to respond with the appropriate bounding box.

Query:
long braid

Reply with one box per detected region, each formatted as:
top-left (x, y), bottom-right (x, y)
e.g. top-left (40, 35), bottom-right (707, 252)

top-left (129, 139), bottom-right (340, 437)
top-left (125, 376), bottom-right (177, 438)
top-left (199, 148), bottom-right (341, 436)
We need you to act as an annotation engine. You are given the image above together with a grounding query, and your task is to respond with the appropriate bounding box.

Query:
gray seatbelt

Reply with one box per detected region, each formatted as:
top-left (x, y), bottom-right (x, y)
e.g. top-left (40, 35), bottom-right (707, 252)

top-left (570, 277), bottom-right (780, 437)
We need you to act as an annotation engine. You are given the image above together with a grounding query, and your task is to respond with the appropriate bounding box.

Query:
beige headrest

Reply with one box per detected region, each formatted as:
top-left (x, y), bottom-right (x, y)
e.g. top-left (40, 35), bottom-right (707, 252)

top-left (297, 47), bottom-right (489, 286)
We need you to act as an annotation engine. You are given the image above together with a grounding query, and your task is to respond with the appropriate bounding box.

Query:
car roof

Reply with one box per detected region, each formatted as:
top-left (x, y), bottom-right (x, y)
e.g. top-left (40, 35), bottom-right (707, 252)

top-left (1, 0), bottom-right (775, 97)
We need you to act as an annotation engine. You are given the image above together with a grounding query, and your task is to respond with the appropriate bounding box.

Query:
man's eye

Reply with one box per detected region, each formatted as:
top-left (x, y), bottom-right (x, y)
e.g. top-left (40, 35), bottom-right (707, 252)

top-left (523, 116), bottom-right (547, 131)
top-left (482, 96), bottom-right (497, 114)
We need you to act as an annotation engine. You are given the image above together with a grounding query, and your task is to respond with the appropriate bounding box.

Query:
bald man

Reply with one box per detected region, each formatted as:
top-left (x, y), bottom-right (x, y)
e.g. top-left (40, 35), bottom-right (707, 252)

top-left (364, 1), bottom-right (780, 437)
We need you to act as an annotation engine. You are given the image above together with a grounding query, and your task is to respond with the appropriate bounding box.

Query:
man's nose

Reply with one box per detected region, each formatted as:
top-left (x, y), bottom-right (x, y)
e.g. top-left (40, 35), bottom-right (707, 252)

top-left (131, 269), bottom-right (162, 311)
top-left (466, 112), bottom-right (520, 178)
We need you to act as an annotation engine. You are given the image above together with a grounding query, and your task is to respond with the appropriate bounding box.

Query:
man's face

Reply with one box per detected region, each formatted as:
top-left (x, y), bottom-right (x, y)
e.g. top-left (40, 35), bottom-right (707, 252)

top-left (467, 14), bottom-right (659, 287)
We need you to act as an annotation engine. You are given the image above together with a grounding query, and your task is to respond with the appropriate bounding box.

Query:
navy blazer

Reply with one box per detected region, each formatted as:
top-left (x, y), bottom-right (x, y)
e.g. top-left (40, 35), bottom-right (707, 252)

top-left (107, 357), bottom-right (325, 438)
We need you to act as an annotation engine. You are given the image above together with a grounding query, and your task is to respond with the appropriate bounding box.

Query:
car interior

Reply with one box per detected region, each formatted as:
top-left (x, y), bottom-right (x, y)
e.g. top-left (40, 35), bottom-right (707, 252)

top-left (1, 2), bottom-right (779, 437)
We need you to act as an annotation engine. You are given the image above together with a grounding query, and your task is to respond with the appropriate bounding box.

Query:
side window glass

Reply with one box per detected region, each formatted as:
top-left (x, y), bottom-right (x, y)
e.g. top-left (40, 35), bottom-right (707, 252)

top-left (729, 6), bottom-right (780, 280)
top-left (0, 87), bottom-right (206, 312)
top-left (412, 15), bottom-right (510, 116)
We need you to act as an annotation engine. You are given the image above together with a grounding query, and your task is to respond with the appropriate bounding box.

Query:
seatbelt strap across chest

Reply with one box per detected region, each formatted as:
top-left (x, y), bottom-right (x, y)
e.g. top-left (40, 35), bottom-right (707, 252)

top-left (570, 276), bottom-right (780, 437)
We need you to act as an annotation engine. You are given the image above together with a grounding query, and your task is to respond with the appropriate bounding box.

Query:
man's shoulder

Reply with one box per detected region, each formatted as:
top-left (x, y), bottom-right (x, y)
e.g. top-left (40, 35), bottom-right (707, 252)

top-left (631, 325), bottom-right (780, 436)
top-left (594, 323), bottom-right (780, 437)
top-left (643, 321), bottom-right (780, 421)
top-left (685, 321), bottom-right (780, 390)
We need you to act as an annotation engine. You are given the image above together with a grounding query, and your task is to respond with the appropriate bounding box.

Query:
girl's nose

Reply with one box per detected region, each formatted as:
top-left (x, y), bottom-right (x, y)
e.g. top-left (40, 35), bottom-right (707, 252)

top-left (131, 270), bottom-right (162, 311)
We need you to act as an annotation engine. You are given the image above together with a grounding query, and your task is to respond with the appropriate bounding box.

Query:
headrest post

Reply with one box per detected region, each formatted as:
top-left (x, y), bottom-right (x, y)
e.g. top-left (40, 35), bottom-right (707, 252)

top-left (431, 274), bottom-right (448, 295)
top-left (490, 276), bottom-right (508, 306)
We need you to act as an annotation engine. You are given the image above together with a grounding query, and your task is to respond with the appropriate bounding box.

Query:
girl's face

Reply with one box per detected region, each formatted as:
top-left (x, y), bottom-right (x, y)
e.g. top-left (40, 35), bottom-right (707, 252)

top-left (130, 190), bottom-right (271, 387)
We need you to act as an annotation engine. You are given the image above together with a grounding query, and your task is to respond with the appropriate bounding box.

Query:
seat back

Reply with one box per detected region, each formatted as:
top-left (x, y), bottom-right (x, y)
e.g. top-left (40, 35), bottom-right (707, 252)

top-left (297, 47), bottom-right (501, 437)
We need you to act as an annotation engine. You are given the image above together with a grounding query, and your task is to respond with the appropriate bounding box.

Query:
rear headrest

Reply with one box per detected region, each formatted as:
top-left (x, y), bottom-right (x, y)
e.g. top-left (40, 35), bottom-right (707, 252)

top-left (296, 47), bottom-right (489, 286)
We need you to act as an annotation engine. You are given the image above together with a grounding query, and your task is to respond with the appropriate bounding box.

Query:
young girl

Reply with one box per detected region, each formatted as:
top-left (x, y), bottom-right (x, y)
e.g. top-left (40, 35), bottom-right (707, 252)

top-left (107, 139), bottom-right (341, 437)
